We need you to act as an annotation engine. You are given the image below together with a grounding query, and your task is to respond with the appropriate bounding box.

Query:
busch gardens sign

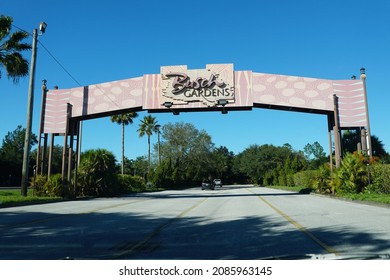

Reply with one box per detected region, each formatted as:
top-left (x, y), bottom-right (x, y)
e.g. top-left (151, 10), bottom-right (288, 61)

top-left (161, 64), bottom-right (235, 107)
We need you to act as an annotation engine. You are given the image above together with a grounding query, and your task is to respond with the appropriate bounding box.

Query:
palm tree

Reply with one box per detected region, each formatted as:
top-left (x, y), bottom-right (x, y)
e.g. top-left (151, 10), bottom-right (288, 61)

top-left (110, 112), bottom-right (138, 175)
top-left (0, 15), bottom-right (31, 83)
top-left (138, 115), bottom-right (159, 168)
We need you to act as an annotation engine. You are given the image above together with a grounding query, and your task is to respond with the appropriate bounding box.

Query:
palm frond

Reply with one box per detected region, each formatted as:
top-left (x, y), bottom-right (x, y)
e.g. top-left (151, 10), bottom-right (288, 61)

top-left (0, 15), bottom-right (31, 83)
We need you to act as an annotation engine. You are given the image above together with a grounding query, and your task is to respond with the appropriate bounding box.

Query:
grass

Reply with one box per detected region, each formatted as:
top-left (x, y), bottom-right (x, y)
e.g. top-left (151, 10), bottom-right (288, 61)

top-left (266, 185), bottom-right (390, 205)
top-left (0, 189), bottom-right (63, 208)
top-left (338, 192), bottom-right (390, 205)
top-left (0, 187), bottom-right (164, 208)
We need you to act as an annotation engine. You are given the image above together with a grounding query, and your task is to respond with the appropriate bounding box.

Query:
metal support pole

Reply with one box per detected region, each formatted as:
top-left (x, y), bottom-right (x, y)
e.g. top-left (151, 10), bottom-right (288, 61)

top-left (360, 68), bottom-right (372, 159)
top-left (328, 130), bottom-right (334, 172)
top-left (67, 147), bottom-right (73, 193)
top-left (21, 29), bottom-right (38, 196)
top-left (61, 104), bottom-right (71, 182)
top-left (77, 121), bottom-right (82, 166)
top-left (41, 134), bottom-right (48, 175)
top-left (333, 95), bottom-right (342, 168)
top-left (73, 120), bottom-right (80, 196)
top-left (36, 80), bottom-right (47, 175)
top-left (327, 114), bottom-right (334, 172)
top-left (361, 128), bottom-right (367, 154)
top-left (67, 124), bottom-right (74, 189)
top-left (48, 134), bottom-right (54, 177)
top-left (61, 134), bottom-right (68, 183)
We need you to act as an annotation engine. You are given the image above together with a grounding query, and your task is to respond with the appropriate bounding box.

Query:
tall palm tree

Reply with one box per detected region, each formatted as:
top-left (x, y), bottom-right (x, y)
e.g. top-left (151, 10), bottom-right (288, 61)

top-left (110, 112), bottom-right (138, 175)
top-left (0, 15), bottom-right (31, 83)
top-left (138, 115), bottom-right (159, 168)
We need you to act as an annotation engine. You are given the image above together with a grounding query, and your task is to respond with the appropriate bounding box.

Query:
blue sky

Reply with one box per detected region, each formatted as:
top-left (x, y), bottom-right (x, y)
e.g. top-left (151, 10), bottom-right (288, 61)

top-left (1, 0), bottom-right (389, 162)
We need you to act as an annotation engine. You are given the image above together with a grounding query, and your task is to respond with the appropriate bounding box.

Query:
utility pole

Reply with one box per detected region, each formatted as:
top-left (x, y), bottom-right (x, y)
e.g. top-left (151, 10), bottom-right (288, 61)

top-left (21, 22), bottom-right (47, 196)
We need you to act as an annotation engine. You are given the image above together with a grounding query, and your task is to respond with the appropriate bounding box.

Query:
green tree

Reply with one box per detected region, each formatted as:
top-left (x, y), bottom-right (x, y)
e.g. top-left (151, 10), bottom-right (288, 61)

top-left (0, 15), bottom-right (31, 83)
top-left (234, 144), bottom-right (294, 184)
top-left (151, 158), bottom-right (174, 188)
top-left (303, 141), bottom-right (327, 169)
top-left (138, 115), bottom-right (159, 169)
top-left (0, 125), bottom-right (37, 186)
top-left (154, 122), bottom-right (214, 186)
top-left (341, 130), bottom-right (386, 158)
top-left (212, 146), bottom-right (234, 182)
top-left (77, 149), bottom-right (118, 196)
top-left (132, 156), bottom-right (149, 178)
top-left (110, 112), bottom-right (138, 175)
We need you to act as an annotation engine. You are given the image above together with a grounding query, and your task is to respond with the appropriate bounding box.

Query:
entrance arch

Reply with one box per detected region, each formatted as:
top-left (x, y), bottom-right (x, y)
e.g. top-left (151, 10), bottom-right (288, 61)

top-left (36, 64), bottom-right (371, 190)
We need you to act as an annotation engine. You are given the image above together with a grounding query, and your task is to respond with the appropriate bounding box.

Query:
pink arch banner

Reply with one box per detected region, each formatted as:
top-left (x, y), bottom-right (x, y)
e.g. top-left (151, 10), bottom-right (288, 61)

top-left (42, 64), bottom-right (367, 134)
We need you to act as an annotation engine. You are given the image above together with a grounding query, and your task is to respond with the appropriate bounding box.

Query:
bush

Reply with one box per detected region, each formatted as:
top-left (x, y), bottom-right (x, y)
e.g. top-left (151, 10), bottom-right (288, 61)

top-left (277, 173), bottom-right (287, 186)
top-left (46, 174), bottom-right (68, 197)
top-left (286, 173), bottom-right (295, 187)
top-left (31, 174), bottom-right (47, 196)
top-left (336, 153), bottom-right (367, 194)
top-left (370, 164), bottom-right (390, 194)
top-left (293, 170), bottom-right (317, 189)
top-left (312, 165), bottom-right (333, 194)
top-left (31, 174), bottom-right (68, 197)
top-left (262, 171), bottom-right (274, 186)
top-left (149, 160), bottom-right (176, 189)
top-left (77, 149), bottom-right (118, 197)
top-left (118, 174), bottom-right (146, 193)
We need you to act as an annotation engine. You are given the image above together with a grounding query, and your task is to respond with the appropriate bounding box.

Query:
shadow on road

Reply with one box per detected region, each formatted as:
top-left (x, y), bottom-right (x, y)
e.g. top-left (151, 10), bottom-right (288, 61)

top-left (134, 185), bottom-right (310, 200)
top-left (1, 205), bottom-right (389, 260)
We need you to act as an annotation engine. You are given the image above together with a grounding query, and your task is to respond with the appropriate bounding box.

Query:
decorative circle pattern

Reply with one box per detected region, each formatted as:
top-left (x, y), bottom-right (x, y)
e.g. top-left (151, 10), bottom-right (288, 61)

top-left (252, 73), bottom-right (333, 110)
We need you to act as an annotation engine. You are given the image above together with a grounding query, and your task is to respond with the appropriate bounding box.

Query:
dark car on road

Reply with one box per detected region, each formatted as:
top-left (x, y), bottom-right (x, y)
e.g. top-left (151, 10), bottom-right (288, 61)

top-left (201, 179), bottom-right (214, 190)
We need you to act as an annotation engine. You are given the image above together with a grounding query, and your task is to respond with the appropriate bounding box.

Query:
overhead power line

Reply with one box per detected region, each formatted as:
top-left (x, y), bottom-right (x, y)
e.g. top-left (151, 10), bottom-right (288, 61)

top-left (38, 41), bottom-right (83, 87)
top-left (11, 23), bottom-right (83, 87)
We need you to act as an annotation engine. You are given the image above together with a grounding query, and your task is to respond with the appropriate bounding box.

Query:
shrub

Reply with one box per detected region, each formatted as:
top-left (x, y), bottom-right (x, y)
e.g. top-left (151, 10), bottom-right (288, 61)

top-left (31, 174), bottom-right (68, 197)
top-left (277, 173), bottom-right (286, 186)
top-left (336, 153), bottom-right (367, 194)
top-left (312, 165), bottom-right (333, 194)
top-left (149, 160), bottom-right (175, 189)
top-left (286, 173), bottom-right (295, 187)
top-left (46, 174), bottom-right (67, 197)
top-left (293, 170), bottom-right (317, 189)
top-left (31, 174), bottom-right (47, 196)
top-left (370, 164), bottom-right (390, 194)
top-left (262, 171), bottom-right (274, 186)
top-left (78, 149), bottom-right (118, 197)
top-left (118, 174), bottom-right (146, 193)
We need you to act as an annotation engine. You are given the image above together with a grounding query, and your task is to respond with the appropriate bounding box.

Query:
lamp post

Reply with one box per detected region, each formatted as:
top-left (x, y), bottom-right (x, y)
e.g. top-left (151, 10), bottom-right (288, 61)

top-left (21, 22), bottom-right (47, 196)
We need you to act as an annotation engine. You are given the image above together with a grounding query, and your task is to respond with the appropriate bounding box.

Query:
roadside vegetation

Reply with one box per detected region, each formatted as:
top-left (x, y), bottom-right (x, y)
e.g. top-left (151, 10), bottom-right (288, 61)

top-left (0, 189), bottom-right (62, 208)
top-left (1, 121), bottom-right (389, 208)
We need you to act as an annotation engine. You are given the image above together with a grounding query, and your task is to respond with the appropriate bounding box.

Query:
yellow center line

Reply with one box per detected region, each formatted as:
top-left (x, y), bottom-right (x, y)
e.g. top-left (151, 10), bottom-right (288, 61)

top-left (247, 188), bottom-right (340, 256)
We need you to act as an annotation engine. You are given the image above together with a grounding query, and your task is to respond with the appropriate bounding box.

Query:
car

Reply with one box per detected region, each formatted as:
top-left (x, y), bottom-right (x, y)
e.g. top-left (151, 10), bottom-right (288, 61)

top-left (213, 179), bottom-right (222, 187)
top-left (201, 179), bottom-right (214, 190)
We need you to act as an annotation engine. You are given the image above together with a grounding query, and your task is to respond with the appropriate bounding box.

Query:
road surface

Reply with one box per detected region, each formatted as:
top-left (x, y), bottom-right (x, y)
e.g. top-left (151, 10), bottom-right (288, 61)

top-left (0, 185), bottom-right (389, 259)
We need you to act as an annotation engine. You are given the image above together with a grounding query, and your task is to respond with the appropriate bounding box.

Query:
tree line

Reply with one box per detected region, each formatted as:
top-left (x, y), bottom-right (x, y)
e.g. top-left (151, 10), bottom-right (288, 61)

top-left (1, 120), bottom-right (389, 198)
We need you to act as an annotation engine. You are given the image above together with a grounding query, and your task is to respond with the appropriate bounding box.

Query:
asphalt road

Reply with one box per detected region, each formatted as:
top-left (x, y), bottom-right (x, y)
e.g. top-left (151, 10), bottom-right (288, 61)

top-left (0, 185), bottom-right (389, 260)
